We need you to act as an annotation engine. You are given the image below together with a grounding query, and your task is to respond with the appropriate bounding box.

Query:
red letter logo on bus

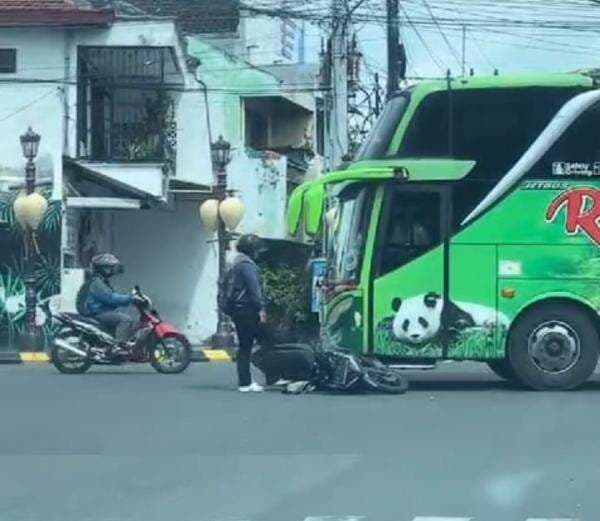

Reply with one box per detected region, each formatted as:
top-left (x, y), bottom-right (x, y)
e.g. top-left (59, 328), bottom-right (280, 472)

top-left (546, 188), bottom-right (600, 245)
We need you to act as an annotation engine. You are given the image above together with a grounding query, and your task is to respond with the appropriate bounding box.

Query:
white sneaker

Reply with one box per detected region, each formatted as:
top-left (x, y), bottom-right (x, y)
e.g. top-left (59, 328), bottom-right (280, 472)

top-left (238, 382), bottom-right (264, 393)
top-left (273, 379), bottom-right (292, 386)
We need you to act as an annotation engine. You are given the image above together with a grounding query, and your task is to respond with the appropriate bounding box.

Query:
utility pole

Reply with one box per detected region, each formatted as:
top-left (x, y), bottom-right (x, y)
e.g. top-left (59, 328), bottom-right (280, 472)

top-left (374, 72), bottom-right (381, 117)
top-left (328, 0), bottom-right (349, 168)
top-left (461, 25), bottom-right (466, 77)
top-left (386, 0), bottom-right (400, 99)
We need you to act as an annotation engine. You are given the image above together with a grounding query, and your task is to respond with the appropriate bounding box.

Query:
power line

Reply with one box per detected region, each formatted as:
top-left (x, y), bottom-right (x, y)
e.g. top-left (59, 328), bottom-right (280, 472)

top-left (421, 0), bottom-right (462, 68)
top-left (0, 88), bottom-right (58, 123)
top-left (398, 2), bottom-right (446, 73)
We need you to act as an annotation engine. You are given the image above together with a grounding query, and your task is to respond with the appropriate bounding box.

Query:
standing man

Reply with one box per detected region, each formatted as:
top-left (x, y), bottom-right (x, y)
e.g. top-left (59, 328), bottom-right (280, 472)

top-left (229, 234), bottom-right (268, 392)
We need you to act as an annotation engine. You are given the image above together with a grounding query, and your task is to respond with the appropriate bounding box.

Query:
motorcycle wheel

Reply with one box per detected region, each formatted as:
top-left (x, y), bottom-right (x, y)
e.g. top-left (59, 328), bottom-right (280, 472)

top-left (362, 367), bottom-right (408, 394)
top-left (150, 333), bottom-right (192, 374)
top-left (51, 329), bottom-right (93, 374)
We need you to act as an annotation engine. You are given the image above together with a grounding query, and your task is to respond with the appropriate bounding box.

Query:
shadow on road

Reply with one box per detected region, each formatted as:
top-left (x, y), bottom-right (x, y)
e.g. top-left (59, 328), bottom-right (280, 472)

top-left (51, 370), bottom-right (160, 376)
top-left (406, 378), bottom-right (521, 391)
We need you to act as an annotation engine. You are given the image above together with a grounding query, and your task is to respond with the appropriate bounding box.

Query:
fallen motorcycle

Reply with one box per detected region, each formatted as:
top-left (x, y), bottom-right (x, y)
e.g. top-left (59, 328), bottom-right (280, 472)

top-left (44, 286), bottom-right (191, 375)
top-left (252, 343), bottom-right (408, 394)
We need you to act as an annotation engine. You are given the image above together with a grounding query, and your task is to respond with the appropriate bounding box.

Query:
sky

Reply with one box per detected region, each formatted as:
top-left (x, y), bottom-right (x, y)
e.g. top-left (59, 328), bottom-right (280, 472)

top-left (303, 0), bottom-right (600, 82)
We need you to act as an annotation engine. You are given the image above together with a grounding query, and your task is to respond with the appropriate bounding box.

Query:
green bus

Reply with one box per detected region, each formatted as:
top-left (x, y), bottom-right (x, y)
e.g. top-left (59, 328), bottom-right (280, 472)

top-left (288, 73), bottom-right (600, 390)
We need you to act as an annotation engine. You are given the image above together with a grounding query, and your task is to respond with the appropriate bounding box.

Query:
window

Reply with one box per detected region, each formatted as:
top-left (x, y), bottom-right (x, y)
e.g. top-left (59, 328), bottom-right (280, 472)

top-left (530, 100), bottom-right (600, 176)
top-left (377, 190), bottom-right (441, 276)
top-left (245, 108), bottom-right (268, 149)
top-left (391, 87), bottom-right (586, 228)
top-left (356, 92), bottom-right (411, 160)
top-left (397, 87), bottom-right (584, 174)
top-left (326, 183), bottom-right (374, 284)
top-left (0, 49), bottom-right (16, 73)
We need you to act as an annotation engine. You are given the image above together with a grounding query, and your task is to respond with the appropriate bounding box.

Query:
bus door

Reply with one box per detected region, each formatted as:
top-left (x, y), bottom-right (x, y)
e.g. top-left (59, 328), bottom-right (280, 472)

top-left (371, 184), bottom-right (450, 358)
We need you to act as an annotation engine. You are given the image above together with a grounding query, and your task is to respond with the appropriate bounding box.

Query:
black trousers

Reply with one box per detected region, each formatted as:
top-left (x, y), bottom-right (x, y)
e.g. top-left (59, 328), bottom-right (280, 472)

top-left (231, 308), bottom-right (268, 387)
top-left (95, 307), bottom-right (134, 343)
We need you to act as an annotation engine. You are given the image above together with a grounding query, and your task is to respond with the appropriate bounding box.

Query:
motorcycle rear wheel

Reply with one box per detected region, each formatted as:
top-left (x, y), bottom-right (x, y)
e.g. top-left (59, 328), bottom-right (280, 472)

top-left (51, 329), bottom-right (93, 374)
top-left (150, 333), bottom-right (192, 374)
top-left (362, 367), bottom-right (408, 394)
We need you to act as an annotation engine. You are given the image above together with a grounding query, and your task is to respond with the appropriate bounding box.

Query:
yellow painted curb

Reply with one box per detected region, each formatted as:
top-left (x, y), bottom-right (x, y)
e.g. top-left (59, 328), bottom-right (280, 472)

top-left (20, 352), bottom-right (50, 363)
top-left (202, 350), bottom-right (232, 362)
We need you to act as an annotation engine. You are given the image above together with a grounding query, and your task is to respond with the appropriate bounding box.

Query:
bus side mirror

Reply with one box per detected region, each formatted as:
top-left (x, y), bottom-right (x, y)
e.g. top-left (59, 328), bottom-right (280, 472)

top-left (304, 183), bottom-right (325, 237)
top-left (287, 185), bottom-right (307, 236)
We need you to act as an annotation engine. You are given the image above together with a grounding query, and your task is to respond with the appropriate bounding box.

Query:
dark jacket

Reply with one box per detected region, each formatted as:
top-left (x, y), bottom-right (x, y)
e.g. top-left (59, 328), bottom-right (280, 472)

top-left (231, 253), bottom-right (264, 313)
top-left (85, 275), bottom-right (132, 316)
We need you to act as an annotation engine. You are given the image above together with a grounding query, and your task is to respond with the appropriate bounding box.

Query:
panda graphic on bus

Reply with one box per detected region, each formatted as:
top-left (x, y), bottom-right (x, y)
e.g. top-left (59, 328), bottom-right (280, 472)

top-left (374, 292), bottom-right (509, 358)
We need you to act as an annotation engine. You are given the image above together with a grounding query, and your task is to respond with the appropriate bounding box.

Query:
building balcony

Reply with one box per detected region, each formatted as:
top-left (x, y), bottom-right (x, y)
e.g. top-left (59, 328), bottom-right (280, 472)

top-left (76, 46), bottom-right (180, 164)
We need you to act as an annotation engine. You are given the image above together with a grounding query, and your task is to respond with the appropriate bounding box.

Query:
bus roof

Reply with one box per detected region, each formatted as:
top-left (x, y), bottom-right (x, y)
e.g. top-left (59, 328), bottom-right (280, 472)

top-left (287, 73), bottom-right (597, 237)
top-left (391, 72), bottom-right (593, 99)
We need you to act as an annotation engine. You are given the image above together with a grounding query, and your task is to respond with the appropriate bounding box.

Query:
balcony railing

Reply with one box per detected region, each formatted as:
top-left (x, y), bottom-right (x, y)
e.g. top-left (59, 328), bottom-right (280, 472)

top-left (78, 93), bottom-right (177, 163)
top-left (77, 47), bottom-right (179, 163)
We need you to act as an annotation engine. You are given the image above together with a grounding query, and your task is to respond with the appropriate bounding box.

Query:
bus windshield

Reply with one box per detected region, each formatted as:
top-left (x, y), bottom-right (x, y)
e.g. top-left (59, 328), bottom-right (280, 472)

top-left (326, 183), bottom-right (373, 285)
top-left (355, 92), bottom-right (411, 160)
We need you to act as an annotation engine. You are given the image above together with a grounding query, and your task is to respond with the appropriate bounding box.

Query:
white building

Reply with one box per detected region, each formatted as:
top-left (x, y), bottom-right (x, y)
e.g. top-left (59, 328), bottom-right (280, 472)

top-left (0, 0), bottom-right (320, 349)
top-left (0, 0), bottom-right (218, 344)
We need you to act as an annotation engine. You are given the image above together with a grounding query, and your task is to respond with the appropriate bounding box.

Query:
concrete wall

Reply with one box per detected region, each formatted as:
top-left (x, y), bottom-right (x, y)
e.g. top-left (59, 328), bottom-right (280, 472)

top-left (189, 38), bottom-right (280, 148)
top-left (0, 27), bottom-right (67, 199)
top-left (0, 20), bottom-right (213, 199)
top-left (110, 201), bottom-right (217, 344)
top-left (240, 15), bottom-right (303, 66)
top-left (228, 151), bottom-right (287, 240)
top-left (188, 37), bottom-right (301, 241)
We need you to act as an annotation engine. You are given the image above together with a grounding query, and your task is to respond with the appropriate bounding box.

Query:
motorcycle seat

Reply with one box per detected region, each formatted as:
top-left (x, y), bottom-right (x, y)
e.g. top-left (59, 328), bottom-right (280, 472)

top-left (62, 313), bottom-right (102, 327)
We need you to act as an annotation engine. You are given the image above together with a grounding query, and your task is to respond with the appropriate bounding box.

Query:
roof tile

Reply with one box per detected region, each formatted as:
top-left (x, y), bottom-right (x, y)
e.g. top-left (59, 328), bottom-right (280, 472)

top-left (0, 0), bottom-right (77, 9)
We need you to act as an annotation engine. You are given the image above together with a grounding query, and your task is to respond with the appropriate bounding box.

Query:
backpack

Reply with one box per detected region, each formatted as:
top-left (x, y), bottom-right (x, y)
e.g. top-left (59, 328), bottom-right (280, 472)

top-left (75, 280), bottom-right (92, 316)
top-left (75, 269), bottom-right (93, 316)
top-left (218, 265), bottom-right (245, 316)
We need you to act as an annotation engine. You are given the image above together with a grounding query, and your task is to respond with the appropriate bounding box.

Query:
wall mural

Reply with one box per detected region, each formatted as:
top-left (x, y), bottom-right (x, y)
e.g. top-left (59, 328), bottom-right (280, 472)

top-left (0, 189), bottom-right (61, 351)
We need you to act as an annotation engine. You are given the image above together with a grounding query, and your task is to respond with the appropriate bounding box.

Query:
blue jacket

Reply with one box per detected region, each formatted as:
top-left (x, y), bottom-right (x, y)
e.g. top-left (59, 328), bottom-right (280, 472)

top-left (85, 275), bottom-right (132, 316)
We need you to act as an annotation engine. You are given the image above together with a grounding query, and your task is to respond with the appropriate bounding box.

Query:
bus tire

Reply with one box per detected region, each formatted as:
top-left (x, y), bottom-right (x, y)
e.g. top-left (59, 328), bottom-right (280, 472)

top-left (486, 359), bottom-right (520, 384)
top-left (508, 302), bottom-right (599, 391)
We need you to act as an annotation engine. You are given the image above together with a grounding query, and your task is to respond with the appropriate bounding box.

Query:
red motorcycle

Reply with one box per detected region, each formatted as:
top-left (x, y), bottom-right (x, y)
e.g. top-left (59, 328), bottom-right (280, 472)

top-left (46, 286), bottom-right (192, 374)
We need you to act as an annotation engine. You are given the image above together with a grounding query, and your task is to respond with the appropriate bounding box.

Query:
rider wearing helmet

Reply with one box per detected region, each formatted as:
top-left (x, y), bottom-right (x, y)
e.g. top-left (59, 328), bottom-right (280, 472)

top-left (84, 253), bottom-right (134, 344)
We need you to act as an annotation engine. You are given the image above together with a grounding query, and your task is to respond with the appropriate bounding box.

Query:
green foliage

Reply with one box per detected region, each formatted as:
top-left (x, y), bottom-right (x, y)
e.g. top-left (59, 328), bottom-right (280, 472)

top-left (0, 191), bottom-right (24, 239)
top-left (35, 254), bottom-right (60, 297)
top-left (262, 264), bottom-right (308, 326)
top-left (39, 189), bottom-right (62, 236)
top-left (260, 263), bottom-right (318, 341)
top-left (448, 326), bottom-right (506, 359)
top-left (375, 315), bottom-right (505, 359)
top-left (0, 268), bottom-right (26, 348)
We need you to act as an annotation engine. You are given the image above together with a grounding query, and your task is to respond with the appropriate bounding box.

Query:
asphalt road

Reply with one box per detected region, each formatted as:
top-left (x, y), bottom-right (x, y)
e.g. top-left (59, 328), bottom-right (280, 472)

top-left (1, 361), bottom-right (599, 521)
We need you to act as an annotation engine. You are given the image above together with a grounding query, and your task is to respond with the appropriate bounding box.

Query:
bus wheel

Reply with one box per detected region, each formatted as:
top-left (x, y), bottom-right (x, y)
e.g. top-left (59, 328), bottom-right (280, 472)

top-left (508, 302), bottom-right (599, 391)
top-left (486, 359), bottom-right (520, 384)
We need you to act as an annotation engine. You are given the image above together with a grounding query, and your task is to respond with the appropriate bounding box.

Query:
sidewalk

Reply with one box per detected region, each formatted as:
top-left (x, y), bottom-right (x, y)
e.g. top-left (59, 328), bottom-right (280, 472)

top-left (0, 347), bottom-right (233, 364)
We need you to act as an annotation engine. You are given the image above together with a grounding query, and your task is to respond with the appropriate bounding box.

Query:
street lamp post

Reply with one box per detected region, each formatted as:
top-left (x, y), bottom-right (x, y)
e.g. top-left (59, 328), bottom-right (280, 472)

top-left (211, 136), bottom-right (234, 349)
top-left (15, 127), bottom-right (43, 351)
top-left (199, 137), bottom-right (245, 350)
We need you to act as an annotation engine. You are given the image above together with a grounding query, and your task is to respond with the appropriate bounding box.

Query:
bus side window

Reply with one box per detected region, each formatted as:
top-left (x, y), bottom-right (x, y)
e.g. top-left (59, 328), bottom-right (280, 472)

top-left (531, 101), bottom-right (600, 174)
top-left (378, 191), bottom-right (441, 277)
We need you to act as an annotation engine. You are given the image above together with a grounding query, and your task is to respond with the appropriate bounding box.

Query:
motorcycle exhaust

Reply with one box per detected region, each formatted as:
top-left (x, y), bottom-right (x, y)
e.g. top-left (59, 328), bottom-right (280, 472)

top-left (388, 363), bottom-right (436, 370)
top-left (54, 339), bottom-right (88, 358)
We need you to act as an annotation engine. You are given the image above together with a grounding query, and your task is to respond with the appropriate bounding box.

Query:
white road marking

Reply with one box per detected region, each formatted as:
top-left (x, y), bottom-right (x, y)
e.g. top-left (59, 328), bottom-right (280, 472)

top-left (303, 517), bottom-right (365, 521)
top-left (412, 517), bottom-right (472, 521)
top-left (526, 518), bottom-right (580, 521)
